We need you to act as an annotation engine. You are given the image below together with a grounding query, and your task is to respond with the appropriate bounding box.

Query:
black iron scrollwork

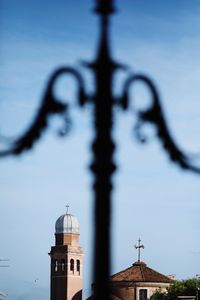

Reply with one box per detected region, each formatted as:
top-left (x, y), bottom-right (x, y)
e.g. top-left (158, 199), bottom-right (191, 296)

top-left (120, 74), bottom-right (200, 174)
top-left (0, 67), bottom-right (87, 157)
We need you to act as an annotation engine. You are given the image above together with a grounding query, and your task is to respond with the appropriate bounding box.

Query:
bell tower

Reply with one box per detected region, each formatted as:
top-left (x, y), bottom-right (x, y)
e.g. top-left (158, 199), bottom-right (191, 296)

top-left (49, 208), bottom-right (83, 300)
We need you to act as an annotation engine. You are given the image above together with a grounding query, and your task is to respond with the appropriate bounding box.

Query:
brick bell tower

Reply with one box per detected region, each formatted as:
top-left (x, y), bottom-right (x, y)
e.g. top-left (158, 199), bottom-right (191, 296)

top-left (49, 207), bottom-right (83, 300)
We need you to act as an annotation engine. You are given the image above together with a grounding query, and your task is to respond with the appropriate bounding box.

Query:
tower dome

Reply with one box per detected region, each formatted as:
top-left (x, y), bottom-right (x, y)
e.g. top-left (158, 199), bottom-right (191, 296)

top-left (50, 209), bottom-right (83, 300)
top-left (55, 213), bottom-right (79, 234)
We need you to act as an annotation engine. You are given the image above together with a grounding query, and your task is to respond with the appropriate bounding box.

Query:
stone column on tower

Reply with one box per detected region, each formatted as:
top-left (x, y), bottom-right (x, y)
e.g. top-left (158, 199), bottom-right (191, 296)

top-left (49, 209), bottom-right (83, 300)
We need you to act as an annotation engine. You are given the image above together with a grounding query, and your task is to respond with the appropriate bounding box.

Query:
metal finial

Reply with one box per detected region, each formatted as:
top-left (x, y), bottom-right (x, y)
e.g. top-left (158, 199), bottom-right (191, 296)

top-left (65, 205), bottom-right (69, 214)
top-left (135, 238), bottom-right (144, 262)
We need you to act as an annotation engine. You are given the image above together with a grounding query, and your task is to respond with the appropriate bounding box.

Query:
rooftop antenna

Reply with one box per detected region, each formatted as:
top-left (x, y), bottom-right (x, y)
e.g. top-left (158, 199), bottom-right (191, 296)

top-left (0, 291), bottom-right (7, 299)
top-left (0, 259), bottom-right (9, 268)
top-left (135, 238), bottom-right (144, 262)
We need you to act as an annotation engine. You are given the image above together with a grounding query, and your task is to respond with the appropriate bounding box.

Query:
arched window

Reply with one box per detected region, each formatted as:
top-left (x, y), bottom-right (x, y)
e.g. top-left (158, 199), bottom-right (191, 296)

top-left (76, 259), bottom-right (80, 272)
top-left (61, 259), bottom-right (65, 271)
top-left (55, 260), bottom-right (58, 272)
top-left (70, 259), bottom-right (74, 271)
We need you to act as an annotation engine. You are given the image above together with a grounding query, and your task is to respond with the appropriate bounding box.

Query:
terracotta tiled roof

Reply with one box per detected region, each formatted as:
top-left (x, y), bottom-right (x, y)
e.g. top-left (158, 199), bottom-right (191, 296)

top-left (111, 261), bottom-right (172, 283)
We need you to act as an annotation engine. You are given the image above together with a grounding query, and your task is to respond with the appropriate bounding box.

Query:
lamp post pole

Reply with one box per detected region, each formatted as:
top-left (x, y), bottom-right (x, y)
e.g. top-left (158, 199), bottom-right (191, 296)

top-left (91, 2), bottom-right (117, 298)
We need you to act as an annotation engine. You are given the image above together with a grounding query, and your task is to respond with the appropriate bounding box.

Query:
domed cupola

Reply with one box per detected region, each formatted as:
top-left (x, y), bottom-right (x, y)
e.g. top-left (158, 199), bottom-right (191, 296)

top-left (54, 207), bottom-right (80, 246)
top-left (49, 207), bottom-right (83, 300)
top-left (55, 213), bottom-right (79, 234)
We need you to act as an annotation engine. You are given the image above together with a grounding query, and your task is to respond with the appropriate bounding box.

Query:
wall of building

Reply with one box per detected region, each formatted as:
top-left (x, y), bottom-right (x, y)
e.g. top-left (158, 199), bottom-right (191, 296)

top-left (110, 282), bottom-right (170, 300)
top-left (136, 282), bottom-right (169, 300)
top-left (67, 252), bottom-right (83, 300)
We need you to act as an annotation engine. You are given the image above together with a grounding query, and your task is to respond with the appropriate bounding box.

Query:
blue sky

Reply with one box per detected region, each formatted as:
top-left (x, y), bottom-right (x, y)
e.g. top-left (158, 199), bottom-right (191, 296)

top-left (0, 1), bottom-right (200, 299)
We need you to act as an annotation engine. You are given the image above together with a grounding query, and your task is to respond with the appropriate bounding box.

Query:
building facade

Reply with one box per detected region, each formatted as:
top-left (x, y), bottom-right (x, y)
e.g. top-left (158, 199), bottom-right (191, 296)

top-left (49, 211), bottom-right (83, 300)
top-left (49, 213), bottom-right (171, 300)
top-left (87, 260), bottom-right (172, 300)
top-left (109, 261), bottom-right (172, 300)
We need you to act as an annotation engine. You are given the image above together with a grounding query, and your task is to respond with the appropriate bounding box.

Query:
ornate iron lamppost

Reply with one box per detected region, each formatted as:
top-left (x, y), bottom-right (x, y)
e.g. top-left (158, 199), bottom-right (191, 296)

top-left (1, 0), bottom-right (200, 299)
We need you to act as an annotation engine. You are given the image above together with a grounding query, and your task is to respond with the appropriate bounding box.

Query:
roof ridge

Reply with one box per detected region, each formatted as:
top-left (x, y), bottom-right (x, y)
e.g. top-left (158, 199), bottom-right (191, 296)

top-left (144, 265), bottom-right (172, 281)
top-left (110, 262), bottom-right (172, 283)
top-left (140, 262), bottom-right (145, 281)
top-left (111, 266), bottom-right (132, 279)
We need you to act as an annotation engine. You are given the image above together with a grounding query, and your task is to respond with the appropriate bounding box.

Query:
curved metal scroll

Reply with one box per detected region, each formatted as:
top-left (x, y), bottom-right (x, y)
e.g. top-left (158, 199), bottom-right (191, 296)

top-left (0, 67), bottom-right (87, 157)
top-left (120, 74), bottom-right (200, 174)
